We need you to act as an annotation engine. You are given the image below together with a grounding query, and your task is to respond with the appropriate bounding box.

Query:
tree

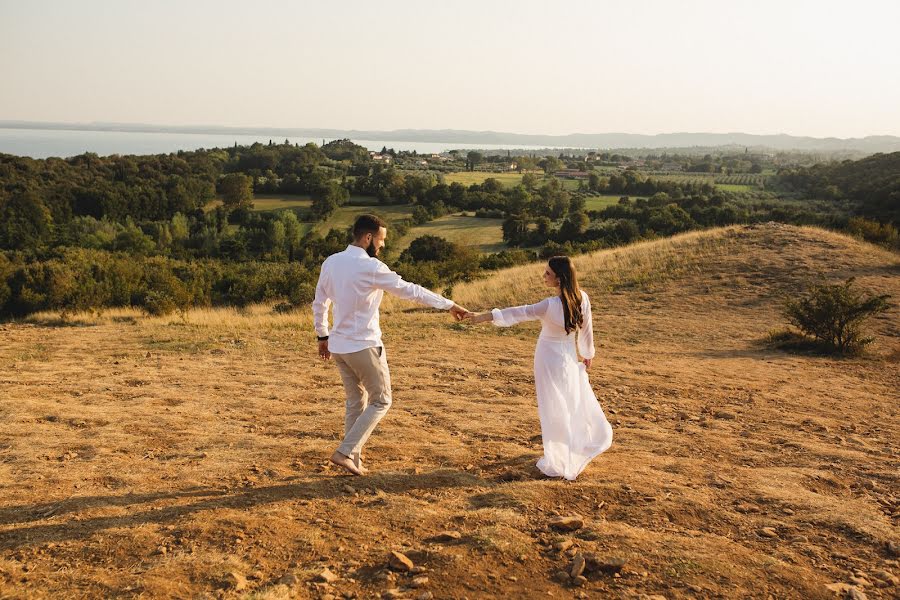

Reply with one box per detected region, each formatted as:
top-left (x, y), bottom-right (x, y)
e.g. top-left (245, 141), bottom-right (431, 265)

top-left (559, 211), bottom-right (590, 241)
top-left (0, 190), bottom-right (54, 250)
top-left (539, 156), bottom-right (563, 174)
top-left (277, 210), bottom-right (303, 261)
top-left (400, 235), bottom-right (457, 263)
top-left (466, 151), bottom-right (483, 172)
top-left (502, 217), bottom-right (529, 246)
top-left (220, 173), bottom-right (254, 209)
top-left (521, 173), bottom-right (540, 190)
top-left (311, 181), bottom-right (349, 221)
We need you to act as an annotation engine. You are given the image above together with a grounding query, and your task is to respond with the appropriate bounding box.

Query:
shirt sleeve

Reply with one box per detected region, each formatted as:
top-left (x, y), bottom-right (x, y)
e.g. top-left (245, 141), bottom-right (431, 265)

top-left (577, 291), bottom-right (595, 359)
top-left (491, 297), bottom-right (552, 327)
top-left (312, 263), bottom-right (332, 337)
top-left (370, 260), bottom-right (454, 310)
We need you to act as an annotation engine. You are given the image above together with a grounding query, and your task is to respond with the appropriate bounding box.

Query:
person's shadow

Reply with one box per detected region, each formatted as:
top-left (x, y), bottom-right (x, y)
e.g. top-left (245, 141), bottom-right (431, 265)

top-left (0, 469), bottom-right (486, 551)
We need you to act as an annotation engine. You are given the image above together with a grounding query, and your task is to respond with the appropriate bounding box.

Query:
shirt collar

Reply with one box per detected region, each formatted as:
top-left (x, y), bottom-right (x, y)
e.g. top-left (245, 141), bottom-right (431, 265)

top-left (346, 244), bottom-right (370, 258)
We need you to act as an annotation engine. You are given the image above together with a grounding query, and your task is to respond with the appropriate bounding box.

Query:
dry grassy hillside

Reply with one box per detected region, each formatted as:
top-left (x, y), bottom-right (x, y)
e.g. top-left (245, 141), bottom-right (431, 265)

top-left (0, 224), bottom-right (898, 599)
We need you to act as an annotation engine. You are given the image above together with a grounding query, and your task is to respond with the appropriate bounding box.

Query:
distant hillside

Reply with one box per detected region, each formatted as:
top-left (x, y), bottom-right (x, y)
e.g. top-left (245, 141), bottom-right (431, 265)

top-left (3, 120), bottom-right (900, 153)
top-left (774, 151), bottom-right (900, 223)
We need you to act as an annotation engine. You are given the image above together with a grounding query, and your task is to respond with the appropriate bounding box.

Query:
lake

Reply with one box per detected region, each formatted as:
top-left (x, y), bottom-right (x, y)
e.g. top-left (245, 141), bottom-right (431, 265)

top-left (0, 127), bottom-right (573, 159)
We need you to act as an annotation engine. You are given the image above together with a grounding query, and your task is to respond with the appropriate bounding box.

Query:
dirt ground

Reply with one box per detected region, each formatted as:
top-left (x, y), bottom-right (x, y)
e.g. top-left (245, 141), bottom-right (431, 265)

top-left (1, 224), bottom-right (898, 599)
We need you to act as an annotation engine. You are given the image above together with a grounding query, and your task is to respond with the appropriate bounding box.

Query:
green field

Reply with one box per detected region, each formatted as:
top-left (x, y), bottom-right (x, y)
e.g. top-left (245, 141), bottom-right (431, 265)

top-left (313, 204), bottom-right (415, 234)
top-left (583, 195), bottom-right (625, 210)
top-left (715, 184), bottom-right (755, 193)
top-left (251, 195), bottom-right (313, 212)
top-left (392, 213), bottom-right (506, 254)
top-left (442, 171), bottom-right (525, 187)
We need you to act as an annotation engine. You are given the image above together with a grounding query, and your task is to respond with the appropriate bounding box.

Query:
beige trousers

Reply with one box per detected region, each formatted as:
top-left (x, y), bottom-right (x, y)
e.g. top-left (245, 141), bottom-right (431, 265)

top-left (332, 346), bottom-right (393, 466)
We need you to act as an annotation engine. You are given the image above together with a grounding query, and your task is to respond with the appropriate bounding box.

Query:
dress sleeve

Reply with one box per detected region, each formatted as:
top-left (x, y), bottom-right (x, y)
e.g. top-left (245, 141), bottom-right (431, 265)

top-left (491, 297), bottom-right (552, 327)
top-left (577, 291), bottom-right (595, 359)
top-left (370, 259), bottom-right (454, 310)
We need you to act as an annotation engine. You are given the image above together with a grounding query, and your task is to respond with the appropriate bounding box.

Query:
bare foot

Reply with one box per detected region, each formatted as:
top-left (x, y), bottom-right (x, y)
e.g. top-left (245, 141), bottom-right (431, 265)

top-left (330, 451), bottom-right (362, 476)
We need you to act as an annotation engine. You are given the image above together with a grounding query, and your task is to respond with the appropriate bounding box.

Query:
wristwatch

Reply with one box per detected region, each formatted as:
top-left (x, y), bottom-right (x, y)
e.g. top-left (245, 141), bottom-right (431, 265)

top-left (317, 335), bottom-right (329, 341)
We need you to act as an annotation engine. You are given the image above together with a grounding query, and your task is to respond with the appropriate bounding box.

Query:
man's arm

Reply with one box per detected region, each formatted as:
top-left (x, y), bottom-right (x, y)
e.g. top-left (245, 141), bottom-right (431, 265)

top-left (371, 260), bottom-right (468, 318)
top-left (312, 265), bottom-right (332, 359)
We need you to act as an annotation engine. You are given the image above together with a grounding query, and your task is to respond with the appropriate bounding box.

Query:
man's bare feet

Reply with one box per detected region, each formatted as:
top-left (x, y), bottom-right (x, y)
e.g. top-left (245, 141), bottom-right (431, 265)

top-left (330, 451), bottom-right (362, 476)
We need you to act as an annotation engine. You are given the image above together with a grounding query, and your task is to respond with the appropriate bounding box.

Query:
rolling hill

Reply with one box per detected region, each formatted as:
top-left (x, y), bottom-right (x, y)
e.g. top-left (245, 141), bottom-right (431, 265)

top-left (0, 224), bottom-right (897, 598)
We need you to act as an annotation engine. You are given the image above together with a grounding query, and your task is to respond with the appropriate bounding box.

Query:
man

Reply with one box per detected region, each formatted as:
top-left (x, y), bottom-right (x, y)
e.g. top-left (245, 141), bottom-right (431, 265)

top-left (312, 214), bottom-right (469, 476)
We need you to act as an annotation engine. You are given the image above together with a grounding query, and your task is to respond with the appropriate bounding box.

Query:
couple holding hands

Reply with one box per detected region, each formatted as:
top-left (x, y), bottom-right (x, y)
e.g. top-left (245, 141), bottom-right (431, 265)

top-left (312, 215), bottom-right (613, 481)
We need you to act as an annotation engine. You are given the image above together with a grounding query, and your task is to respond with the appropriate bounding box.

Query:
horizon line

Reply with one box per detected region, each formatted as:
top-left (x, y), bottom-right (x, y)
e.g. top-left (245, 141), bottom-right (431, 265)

top-left (1, 119), bottom-right (897, 141)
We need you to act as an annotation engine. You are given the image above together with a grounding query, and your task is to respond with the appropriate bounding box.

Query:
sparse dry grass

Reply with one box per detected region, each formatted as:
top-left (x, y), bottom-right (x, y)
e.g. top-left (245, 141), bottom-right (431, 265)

top-left (1, 224), bottom-right (898, 599)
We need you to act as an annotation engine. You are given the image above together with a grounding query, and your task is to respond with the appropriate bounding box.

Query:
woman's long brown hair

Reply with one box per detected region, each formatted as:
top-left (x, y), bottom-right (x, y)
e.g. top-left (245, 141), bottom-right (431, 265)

top-left (548, 256), bottom-right (583, 334)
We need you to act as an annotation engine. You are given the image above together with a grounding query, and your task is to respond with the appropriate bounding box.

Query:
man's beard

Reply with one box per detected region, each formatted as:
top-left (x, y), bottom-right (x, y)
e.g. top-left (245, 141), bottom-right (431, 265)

top-left (366, 240), bottom-right (379, 257)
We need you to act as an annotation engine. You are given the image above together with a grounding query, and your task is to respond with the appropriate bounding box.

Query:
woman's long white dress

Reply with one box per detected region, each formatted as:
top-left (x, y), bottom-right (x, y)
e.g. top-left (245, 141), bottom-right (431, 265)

top-left (491, 291), bottom-right (613, 480)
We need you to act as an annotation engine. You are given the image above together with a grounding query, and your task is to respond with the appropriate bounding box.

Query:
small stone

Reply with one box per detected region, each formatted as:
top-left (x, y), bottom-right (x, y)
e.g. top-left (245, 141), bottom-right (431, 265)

top-left (790, 535), bottom-right (809, 543)
top-left (154, 545), bottom-right (167, 555)
top-left (872, 570), bottom-right (897, 586)
top-left (316, 568), bottom-right (339, 583)
top-left (411, 576), bottom-right (428, 588)
top-left (887, 541), bottom-right (900, 557)
top-left (570, 553), bottom-right (586, 578)
top-left (415, 593), bottom-right (433, 600)
top-left (577, 529), bottom-right (601, 541)
top-left (597, 557), bottom-right (626, 574)
top-left (714, 411), bottom-right (737, 420)
top-left (431, 531), bottom-right (461, 542)
top-left (759, 527), bottom-right (779, 538)
top-left (220, 571), bottom-right (247, 590)
top-left (782, 508), bottom-right (795, 515)
top-left (549, 516), bottom-right (584, 531)
top-left (850, 576), bottom-right (870, 587)
top-left (552, 570), bottom-right (570, 583)
top-left (506, 576), bottom-right (518, 582)
top-left (409, 566), bottom-right (427, 575)
top-left (389, 551), bottom-right (414, 572)
top-left (322, 595), bottom-right (336, 600)
top-left (382, 589), bottom-right (404, 600)
top-left (572, 575), bottom-right (587, 587)
top-left (343, 485), bottom-right (356, 495)
top-left (554, 539), bottom-right (574, 552)
top-left (277, 572), bottom-right (299, 586)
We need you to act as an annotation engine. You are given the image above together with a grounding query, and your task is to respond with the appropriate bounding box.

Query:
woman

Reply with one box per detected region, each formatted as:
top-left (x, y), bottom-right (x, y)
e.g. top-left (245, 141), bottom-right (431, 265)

top-left (466, 256), bottom-right (613, 480)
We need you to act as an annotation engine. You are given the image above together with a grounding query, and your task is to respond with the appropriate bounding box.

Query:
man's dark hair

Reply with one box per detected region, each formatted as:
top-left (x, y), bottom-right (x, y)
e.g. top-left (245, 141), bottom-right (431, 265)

top-left (352, 214), bottom-right (387, 239)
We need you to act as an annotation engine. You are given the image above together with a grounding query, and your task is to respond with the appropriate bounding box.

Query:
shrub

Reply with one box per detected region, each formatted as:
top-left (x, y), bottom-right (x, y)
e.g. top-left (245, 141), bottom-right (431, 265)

top-left (289, 282), bottom-right (316, 306)
top-left (273, 301), bottom-right (295, 314)
top-left (143, 291), bottom-right (177, 316)
top-left (782, 278), bottom-right (892, 354)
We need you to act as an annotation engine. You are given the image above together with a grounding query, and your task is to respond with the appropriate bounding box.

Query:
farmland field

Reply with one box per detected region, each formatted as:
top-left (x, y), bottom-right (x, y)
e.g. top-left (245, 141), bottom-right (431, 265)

top-left (313, 204), bottom-right (416, 234)
top-left (392, 213), bottom-right (506, 254)
top-left (716, 184), bottom-right (755, 193)
top-left (442, 172), bottom-right (525, 187)
top-left (583, 195), bottom-right (625, 210)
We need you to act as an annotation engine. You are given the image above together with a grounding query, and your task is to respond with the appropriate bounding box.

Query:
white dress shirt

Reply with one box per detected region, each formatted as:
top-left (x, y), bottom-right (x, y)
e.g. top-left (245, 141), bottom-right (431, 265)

top-left (313, 245), bottom-right (455, 354)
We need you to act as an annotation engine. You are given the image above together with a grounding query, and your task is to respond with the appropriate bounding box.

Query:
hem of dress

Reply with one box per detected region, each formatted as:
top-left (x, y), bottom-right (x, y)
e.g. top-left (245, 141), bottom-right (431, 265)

top-left (536, 434), bottom-right (613, 481)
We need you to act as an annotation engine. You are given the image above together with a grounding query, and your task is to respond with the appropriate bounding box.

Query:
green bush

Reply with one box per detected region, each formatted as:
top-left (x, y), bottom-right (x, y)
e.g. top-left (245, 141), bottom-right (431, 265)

top-left (142, 291), bottom-right (177, 316)
top-left (782, 278), bottom-right (892, 354)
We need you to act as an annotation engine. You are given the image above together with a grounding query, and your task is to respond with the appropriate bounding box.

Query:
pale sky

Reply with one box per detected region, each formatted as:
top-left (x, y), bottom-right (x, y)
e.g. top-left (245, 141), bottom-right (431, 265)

top-left (2, 0), bottom-right (899, 138)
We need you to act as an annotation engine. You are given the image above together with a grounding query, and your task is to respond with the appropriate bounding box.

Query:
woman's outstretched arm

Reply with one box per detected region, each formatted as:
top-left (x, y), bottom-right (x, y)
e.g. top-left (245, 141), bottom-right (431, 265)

top-left (467, 298), bottom-right (552, 327)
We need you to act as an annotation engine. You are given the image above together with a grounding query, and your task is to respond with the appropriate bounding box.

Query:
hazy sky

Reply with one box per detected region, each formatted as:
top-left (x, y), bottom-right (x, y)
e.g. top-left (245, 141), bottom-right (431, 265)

top-left (2, 0), bottom-right (899, 137)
